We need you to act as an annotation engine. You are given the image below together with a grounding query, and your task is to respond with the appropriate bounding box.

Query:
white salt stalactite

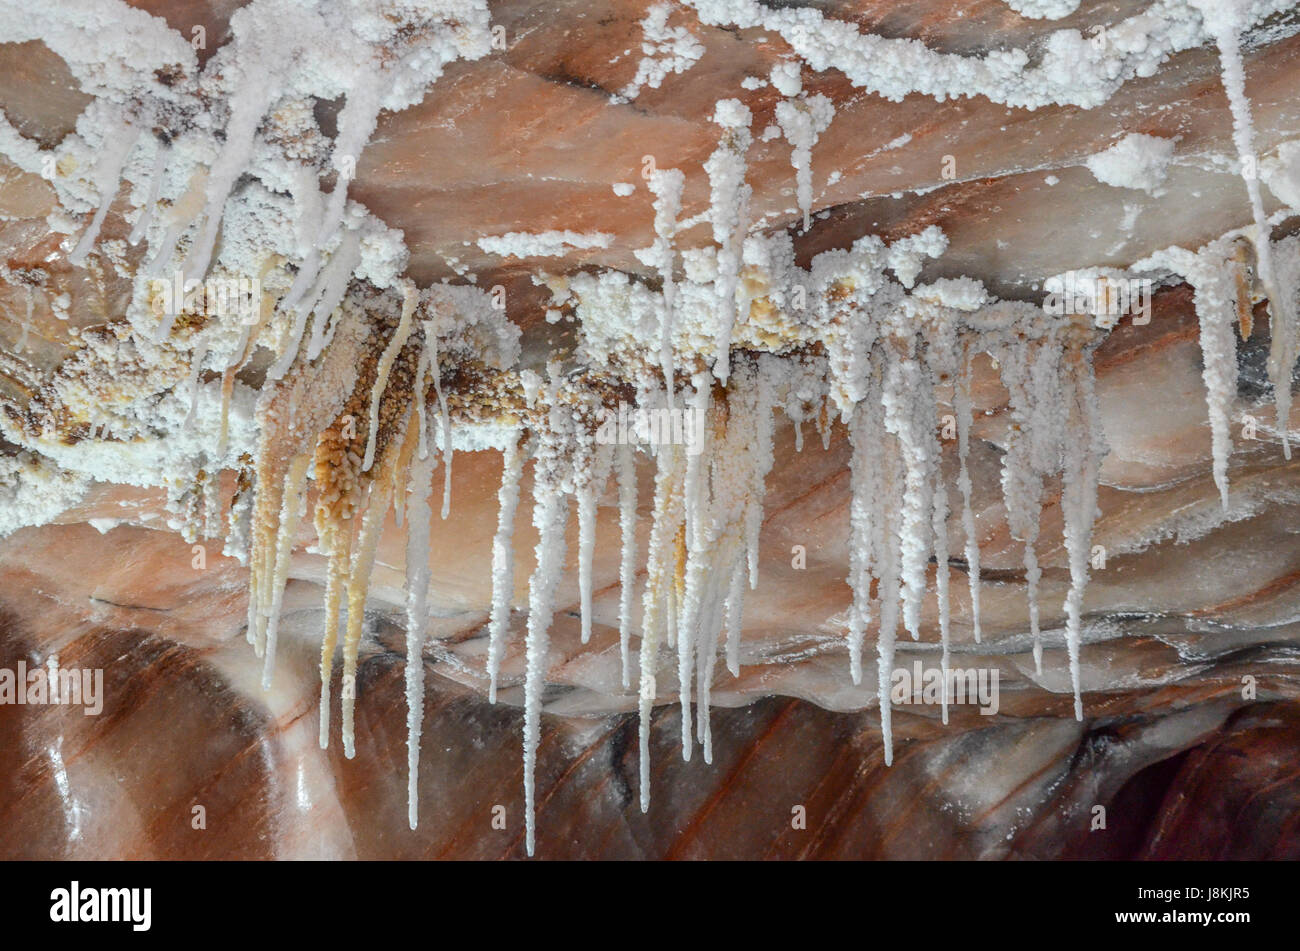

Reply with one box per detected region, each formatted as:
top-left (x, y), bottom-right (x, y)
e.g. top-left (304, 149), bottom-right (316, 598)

top-left (128, 140), bottom-right (169, 246)
top-left (317, 72), bottom-right (384, 250)
top-left (68, 119), bottom-right (141, 266)
top-left (413, 347), bottom-right (431, 463)
top-left (144, 166), bottom-right (210, 283)
top-left (182, 338), bottom-right (209, 430)
top-left (723, 558), bottom-right (745, 678)
top-left (261, 452), bottom-right (312, 689)
top-left (403, 426), bottom-right (437, 829)
top-left (954, 347), bottom-right (982, 643)
top-left (577, 441), bottom-right (614, 645)
top-left (305, 233), bottom-right (363, 362)
top-left (361, 283), bottom-right (417, 472)
top-left (522, 444), bottom-right (571, 858)
top-left (845, 359), bottom-right (882, 684)
top-left (639, 444), bottom-right (685, 813)
top-left (705, 99), bottom-right (753, 384)
top-left (487, 435), bottom-right (525, 703)
top-left (919, 363), bottom-right (952, 725)
top-left (421, 319), bottom-right (455, 520)
top-left (1060, 342), bottom-right (1104, 721)
top-left (1196, 0), bottom-right (1294, 457)
top-left (745, 362), bottom-right (776, 589)
top-left (272, 230), bottom-right (363, 379)
top-left (1158, 246), bottom-right (1238, 508)
top-left (875, 433), bottom-right (904, 766)
top-left (616, 443), bottom-right (638, 689)
top-left (774, 92), bottom-right (834, 232)
top-left (182, 79), bottom-right (277, 281)
top-left (882, 349), bottom-right (932, 641)
top-left (647, 169), bottom-right (685, 405)
top-left (676, 378), bottom-right (713, 758)
top-left (1192, 259), bottom-right (1239, 509)
top-left (997, 341), bottom-right (1047, 672)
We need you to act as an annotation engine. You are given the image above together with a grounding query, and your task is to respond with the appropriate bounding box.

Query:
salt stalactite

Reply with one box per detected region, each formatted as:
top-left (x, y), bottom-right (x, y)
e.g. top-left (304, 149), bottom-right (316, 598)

top-left (1156, 247), bottom-right (1238, 508)
top-left (875, 426), bottom-right (904, 767)
top-left (723, 559), bottom-right (745, 677)
top-left (362, 283), bottom-right (417, 472)
top-left (646, 169), bottom-right (685, 403)
top-left (616, 443), bottom-right (638, 689)
top-left (487, 434), bottom-right (526, 703)
top-left (305, 233), bottom-right (364, 362)
top-left (693, 385), bottom-right (759, 763)
top-left (182, 338), bottom-right (209, 430)
top-left (182, 79), bottom-right (278, 282)
top-left (1233, 238), bottom-right (1257, 340)
top-left (247, 389), bottom-right (298, 659)
top-left (245, 308), bottom-right (369, 744)
top-left (996, 339), bottom-right (1047, 672)
top-left (576, 441), bottom-right (614, 645)
top-left (313, 424), bottom-right (358, 750)
top-left (954, 345), bottom-right (982, 642)
top-left (705, 99), bottom-right (754, 384)
top-left (216, 454), bottom-right (250, 552)
top-left (201, 465), bottom-right (223, 541)
top-left (341, 417), bottom-right (413, 759)
top-left (403, 418), bottom-right (437, 829)
top-left (1195, 0), bottom-right (1295, 456)
top-left (413, 348), bottom-right (431, 463)
top-left (270, 230), bottom-right (364, 379)
top-left (920, 364), bottom-right (952, 725)
top-left (676, 377), bottom-right (713, 758)
top-left (128, 140), bottom-right (169, 246)
top-left (1193, 260), bottom-right (1241, 508)
top-left (316, 73), bottom-right (384, 250)
top-left (144, 167), bottom-right (209, 283)
top-left (882, 348), bottom-right (933, 641)
top-left (774, 80), bottom-right (834, 232)
top-left (216, 366), bottom-right (242, 461)
top-left (261, 452), bottom-right (312, 689)
top-left (426, 321), bottom-right (455, 520)
top-left (724, 358), bottom-right (771, 676)
top-left (522, 419), bottom-right (573, 857)
top-left (745, 361), bottom-right (776, 591)
top-left (845, 357), bottom-right (883, 684)
top-left (68, 117), bottom-right (141, 266)
top-left (1060, 338), bottom-right (1103, 721)
top-left (638, 442), bottom-right (686, 812)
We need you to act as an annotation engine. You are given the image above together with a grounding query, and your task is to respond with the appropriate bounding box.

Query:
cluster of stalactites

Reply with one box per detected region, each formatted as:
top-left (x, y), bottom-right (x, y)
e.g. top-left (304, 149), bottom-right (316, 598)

top-left (485, 358), bottom-right (778, 855)
top-left (241, 289), bottom-right (461, 780)
top-left (482, 306), bottom-right (1105, 853)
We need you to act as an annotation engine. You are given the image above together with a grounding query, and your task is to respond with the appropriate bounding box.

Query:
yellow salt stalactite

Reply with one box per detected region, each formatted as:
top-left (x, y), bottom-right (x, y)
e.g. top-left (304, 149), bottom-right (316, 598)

top-left (340, 409), bottom-right (419, 758)
top-left (248, 428), bottom-right (290, 656)
top-left (312, 411), bottom-right (360, 750)
top-left (1233, 237), bottom-right (1255, 341)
